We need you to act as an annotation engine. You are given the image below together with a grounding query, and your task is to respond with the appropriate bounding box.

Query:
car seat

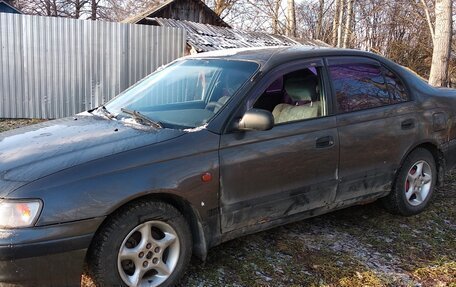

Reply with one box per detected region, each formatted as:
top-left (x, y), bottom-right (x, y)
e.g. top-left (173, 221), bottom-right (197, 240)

top-left (272, 74), bottom-right (320, 124)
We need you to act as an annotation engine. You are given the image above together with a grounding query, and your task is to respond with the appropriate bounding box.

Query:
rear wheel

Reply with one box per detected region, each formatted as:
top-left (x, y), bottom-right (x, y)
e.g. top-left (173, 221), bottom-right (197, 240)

top-left (88, 200), bottom-right (192, 287)
top-left (382, 148), bottom-right (436, 216)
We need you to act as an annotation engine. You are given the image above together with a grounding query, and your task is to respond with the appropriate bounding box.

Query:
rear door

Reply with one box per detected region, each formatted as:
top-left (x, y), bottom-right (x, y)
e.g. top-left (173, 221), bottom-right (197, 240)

top-left (326, 57), bottom-right (420, 202)
top-left (219, 60), bottom-right (339, 233)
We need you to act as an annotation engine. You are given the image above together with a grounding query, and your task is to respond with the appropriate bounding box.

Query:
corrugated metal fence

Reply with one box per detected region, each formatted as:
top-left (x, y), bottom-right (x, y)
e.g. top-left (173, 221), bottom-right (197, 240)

top-left (0, 13), bottom-right (186, 119)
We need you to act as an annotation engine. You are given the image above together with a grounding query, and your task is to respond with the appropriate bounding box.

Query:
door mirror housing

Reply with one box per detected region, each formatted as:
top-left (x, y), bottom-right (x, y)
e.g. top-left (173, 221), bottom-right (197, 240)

top-left (237, 109), bottom-right (274, 131)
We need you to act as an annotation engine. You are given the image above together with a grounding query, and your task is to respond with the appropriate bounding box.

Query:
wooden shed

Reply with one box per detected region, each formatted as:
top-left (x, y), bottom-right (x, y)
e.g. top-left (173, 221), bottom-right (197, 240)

top-left (123, 0), bottom-right (329, 55)
top-left (122, 0), bottom-right (229, 27)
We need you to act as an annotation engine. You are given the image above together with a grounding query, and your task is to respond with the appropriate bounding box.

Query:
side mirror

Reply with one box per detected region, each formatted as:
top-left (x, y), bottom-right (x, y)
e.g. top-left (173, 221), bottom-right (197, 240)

top-left (238, 109), bottom-right (274, 131)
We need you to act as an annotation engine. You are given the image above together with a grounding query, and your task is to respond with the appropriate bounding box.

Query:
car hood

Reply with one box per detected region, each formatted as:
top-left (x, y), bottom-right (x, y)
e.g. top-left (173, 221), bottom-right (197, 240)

top-left (0, 114), bottom-right (185, 197)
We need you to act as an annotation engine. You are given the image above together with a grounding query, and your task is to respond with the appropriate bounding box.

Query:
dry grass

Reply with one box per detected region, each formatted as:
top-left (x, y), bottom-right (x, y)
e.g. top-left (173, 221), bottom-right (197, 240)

top-left (1, 119), bottom-right (454, 287)
top-left (0, 118), bottom-right (46, 132)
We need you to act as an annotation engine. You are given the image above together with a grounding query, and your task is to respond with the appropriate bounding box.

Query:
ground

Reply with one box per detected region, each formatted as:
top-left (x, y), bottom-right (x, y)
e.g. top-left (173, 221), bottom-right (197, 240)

top-left (1, 119), bottom-right (455, 287)
top-left (178, 179), bottom-right (455, 287)
top-left (0, 119), bottom-right (45, 132)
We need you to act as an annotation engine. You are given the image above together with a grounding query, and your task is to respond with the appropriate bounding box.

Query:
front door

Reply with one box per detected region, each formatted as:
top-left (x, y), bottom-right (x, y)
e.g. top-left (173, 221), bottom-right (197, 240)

top-left (219, 60), bottom-right (339, 232)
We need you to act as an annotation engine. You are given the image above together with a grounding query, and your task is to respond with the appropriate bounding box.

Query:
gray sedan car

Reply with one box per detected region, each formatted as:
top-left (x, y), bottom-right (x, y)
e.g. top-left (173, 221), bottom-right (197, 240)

top-left (0, 47), bottom-right (455, 287)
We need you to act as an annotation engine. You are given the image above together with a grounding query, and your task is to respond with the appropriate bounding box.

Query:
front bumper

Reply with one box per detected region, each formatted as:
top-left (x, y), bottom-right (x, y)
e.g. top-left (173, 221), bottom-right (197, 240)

top-left (0, 217), bottom-right (104, 287)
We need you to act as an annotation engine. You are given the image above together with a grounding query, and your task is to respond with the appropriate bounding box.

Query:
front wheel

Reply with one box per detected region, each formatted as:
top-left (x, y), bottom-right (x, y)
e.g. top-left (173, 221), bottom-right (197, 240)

top-left (87, 200), bottom-right (192, 287)
top-left (382, 148), bottom-right (437, 216)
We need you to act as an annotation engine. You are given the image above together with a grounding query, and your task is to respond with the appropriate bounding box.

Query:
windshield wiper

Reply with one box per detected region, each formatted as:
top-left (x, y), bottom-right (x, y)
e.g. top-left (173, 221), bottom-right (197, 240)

top-left (120, 108), bottom-right (163, 129)
top-left (90, 105), bottom-right (116, 119)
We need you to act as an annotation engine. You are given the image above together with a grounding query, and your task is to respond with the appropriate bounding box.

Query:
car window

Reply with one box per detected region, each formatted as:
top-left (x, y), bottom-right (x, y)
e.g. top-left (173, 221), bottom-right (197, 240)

top-left (383, 67), bottom-right (409, 103)
top-left (251, 66), bottom-right (327, 125)
top-left (105, 59), bottom-right (259, 129)
top-left (328, 62), bottom-right (390, 113)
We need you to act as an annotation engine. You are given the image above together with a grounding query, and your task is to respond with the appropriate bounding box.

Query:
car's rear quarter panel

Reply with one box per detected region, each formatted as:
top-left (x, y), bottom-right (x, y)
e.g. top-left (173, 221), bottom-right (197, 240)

top-left (428, 89), bottom-right (456, 169)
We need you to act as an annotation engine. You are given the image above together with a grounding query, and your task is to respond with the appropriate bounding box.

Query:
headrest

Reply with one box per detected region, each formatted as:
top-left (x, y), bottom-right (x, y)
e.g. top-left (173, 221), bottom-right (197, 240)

top-left (284, 74), bottom-right (318, 102)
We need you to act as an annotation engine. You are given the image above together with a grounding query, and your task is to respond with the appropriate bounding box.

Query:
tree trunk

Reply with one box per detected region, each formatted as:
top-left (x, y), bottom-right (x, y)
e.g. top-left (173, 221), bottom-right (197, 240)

top-left (74, 0), bottom-right (81, 19)
top-left (45, 0), bottom-right (51, 16)
top-left (91, 0), bottom-right (97, 20)
top-left (342, 0), bottom-right (355, 48)
top-left (336, 0), bottom-right (345, 47)
top-left (316, 0), bottom-right (324, 40)
top-left (52, 0), bottom-right (58, 16)
top-left (287, 0), bottom-right (296, 37)
top-left (214, 0), bottom-right (239, 17)
top-left (272, 0), bottom-right (281, 34)
top-left (429, 0), bottom-right (452, 87)
top-left (332, 0), bottom-right (340, 46)
top-left (214, 0), bottom-right (224, 16)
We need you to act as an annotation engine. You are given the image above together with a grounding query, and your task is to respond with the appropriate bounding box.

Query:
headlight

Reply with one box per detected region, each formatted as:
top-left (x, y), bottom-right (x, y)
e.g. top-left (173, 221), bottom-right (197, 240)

top-left (0, 200), bottom-right (42, 228)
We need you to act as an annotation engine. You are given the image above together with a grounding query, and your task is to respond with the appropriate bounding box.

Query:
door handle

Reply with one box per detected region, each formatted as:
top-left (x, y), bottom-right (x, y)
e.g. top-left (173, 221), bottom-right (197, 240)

top-left (316, 136), bottom-right (334, 148)
top-left (401, 119), bottom-right (415, 130)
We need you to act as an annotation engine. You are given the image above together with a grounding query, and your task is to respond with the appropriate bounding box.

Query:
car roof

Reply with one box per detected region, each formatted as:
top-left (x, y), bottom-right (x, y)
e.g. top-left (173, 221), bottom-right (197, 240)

top-left (185, 46), bottom-right (388, 69)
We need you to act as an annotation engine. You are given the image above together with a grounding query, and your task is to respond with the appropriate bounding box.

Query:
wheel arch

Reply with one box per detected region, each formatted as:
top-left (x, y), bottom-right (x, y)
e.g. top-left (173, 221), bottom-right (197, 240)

top-left (88, 192), bottom-right (208, 262)
top-left (399, 141), bottom-right (445, 186)
top-left (151, 193), bottom-right (208, 260)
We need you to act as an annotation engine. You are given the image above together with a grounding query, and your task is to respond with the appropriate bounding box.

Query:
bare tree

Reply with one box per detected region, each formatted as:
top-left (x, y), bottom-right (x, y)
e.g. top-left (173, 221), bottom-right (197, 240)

top-left (12, 0), bottom-right (65, 16)
top-left (332, 0), bottom-right (341, 45)
top-left (428, 0), bottom-right (452, 86)
top-left (204, 0), bottom-right (455, 84)
top-left (420, 0), bottom-right (436, 39)
top-left (73, 0), bottom-right (88, 18)
top-left (209, 0), bottom-right (240, 18)
top-left (286, 0), bottom-right (296, 37)
top-left (90, 0), bottom-right (99, 20)
top-left (11, 0), bottom-right (114, 20)
top-left (272, 0), bottom-right (281, 34)
top-left (342, 0), bottom-right (355, 48)
top-left (102, 0), bottom-right (160, 22)
top-left (336, 0), bottom-right (345, 47)
top-left (316, 0), bottom-right (324, 39)
top-left (61, 0), bottom-right (89, 19)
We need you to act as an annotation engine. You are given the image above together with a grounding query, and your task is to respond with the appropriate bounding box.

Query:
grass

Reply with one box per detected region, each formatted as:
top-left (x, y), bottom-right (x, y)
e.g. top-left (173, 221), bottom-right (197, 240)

top-left (1, 119), bottom-right (454, 286)
top-left (0, 118), bottom-right (45, 132)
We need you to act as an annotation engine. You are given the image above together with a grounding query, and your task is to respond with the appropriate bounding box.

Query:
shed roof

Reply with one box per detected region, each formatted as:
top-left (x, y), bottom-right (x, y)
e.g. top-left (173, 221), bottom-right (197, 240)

top-left (122, 0), bottom-right (229, 27)
top-left (0, 1), bottom-right (22, 14)
top-left (146, 18), bottom-right (328, 53)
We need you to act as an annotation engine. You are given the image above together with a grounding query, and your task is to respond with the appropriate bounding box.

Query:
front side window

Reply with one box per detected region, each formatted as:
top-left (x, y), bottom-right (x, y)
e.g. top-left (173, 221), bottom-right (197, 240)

top-left (328, 61), bottom-right (389, 113)
top-left (251, 66), bottom-right (326, 125)
top-left (105, 59), bottom-right (259, 129)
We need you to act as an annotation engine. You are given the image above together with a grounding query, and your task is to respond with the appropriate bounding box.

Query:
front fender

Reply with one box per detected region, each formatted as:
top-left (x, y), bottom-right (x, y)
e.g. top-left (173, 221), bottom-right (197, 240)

top-left (7, 131), bottom-right (221, 230)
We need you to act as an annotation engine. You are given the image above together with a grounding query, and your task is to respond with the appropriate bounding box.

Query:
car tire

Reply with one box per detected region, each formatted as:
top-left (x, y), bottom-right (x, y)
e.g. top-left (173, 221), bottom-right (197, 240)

top-left (382, 148), bottom-right (437, 216)
top-left (87, 200), bottom-right (192, 287)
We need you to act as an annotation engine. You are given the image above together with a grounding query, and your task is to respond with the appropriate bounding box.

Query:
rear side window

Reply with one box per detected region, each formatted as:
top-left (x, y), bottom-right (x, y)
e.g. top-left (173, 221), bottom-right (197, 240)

top-left (383, 68), bottom-right (409, 103)
top-left (328, 61), bottom-right (390, 113)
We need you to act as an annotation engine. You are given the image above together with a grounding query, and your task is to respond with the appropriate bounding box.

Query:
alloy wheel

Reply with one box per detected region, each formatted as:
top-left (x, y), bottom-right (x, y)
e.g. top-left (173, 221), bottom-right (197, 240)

top-left (117, 221), bottom-right (180, 287)
top-left (404, 160), bottom-right (432, 206)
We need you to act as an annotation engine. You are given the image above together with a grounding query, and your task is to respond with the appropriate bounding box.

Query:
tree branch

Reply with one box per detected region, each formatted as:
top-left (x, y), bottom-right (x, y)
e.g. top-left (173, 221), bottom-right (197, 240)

top-left (420, 0), bottom-right (435, 41)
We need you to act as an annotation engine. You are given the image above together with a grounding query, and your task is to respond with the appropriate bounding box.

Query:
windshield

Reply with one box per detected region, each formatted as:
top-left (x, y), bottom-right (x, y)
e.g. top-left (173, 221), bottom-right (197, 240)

top-left (105, 59), bottom-right (259, 129)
